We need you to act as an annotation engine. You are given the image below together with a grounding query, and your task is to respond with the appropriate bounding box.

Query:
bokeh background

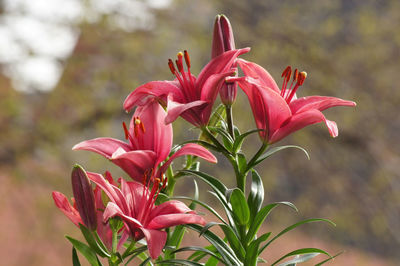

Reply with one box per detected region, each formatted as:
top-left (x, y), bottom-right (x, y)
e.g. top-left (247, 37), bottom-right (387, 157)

top-left (1, 0), bottom-right (399, 265)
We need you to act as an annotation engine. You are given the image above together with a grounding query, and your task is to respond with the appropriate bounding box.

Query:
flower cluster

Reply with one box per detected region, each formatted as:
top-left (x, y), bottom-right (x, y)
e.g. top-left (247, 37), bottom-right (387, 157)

top-left (53, 14), bottom-right (355, 265)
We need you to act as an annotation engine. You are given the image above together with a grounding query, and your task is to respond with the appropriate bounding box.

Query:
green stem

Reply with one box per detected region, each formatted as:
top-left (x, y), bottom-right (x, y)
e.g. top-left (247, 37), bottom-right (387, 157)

top-left (201, 127), bottom-right (245, 192)
top-left (122, 241), bottom-right (136, 258)
top-left (225, 105), bottom-right (234, 139)
top-left (246, 143), bottom-right (268, 172)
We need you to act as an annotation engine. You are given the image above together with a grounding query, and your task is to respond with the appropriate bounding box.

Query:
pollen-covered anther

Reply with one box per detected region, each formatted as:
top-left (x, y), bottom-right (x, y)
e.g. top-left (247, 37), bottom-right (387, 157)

top-left (298, 71), bottom-right (307, 85)
top-left (293, 69), bottom-right (299, 81)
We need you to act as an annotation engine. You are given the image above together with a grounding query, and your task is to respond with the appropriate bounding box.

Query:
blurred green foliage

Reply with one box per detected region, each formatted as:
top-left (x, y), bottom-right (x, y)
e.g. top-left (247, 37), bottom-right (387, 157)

top-left (1, 0), bottom-right (399, 263)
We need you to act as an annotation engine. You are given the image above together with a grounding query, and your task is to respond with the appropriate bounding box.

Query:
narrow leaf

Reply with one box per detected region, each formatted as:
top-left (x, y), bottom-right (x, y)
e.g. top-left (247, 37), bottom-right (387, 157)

top-left (315, 251), bottom-right (343, 265)
top-left (72, 247), bottom-right (82, 266)
top-left (277, 253), bottom-right (320, 266)
top-left (66, 236), bottom-right (100, 266)
top-left (247, 170), bottom-right (264, 226)
top-left (245, 233), bottom-right (271, 266)
top-left (254, 145), bottom-right (310, 167)
top-left (230, 188), bottom-right (250, 225)
top-left (259, 218), bottom-right (335, 254)
top-left (79, 224), bottom-right (110, 258)
top-left (171, 246), bottom-right (222, 262)
top-left (219, 224), bottom-right (246, 261)
top-left (232, 129), bottom-right (263, 154)
top-left (271, 248), bottom-right (331, 266)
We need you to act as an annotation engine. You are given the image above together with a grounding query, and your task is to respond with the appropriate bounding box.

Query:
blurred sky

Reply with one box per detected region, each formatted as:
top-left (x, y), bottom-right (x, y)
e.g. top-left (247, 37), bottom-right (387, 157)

top-left (0, 0), bottom-right (170, 92)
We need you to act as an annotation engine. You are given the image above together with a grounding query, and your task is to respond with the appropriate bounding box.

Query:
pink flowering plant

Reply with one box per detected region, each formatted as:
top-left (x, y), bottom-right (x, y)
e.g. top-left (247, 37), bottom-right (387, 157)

top-left (53, 15), bottom-right (356, 265)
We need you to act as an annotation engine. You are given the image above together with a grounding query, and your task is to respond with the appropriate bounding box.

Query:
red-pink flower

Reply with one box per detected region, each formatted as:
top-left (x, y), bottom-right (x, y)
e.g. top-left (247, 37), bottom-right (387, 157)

top-left (87, 171), bottom-right (206, 259)
top-left (123, 48), bottom-right (250, 126)
top-left (73, 100), bottom-right (217, 181)
top-left (231, 59), bottom-right (356, 143)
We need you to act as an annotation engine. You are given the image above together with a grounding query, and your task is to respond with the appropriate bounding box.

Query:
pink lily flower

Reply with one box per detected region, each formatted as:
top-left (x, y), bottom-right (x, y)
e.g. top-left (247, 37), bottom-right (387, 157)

top-left (73, 100), bottom-right (217, 181)
top-left (123, 48), bottom-right (250, 127)
top-left (231, 59), bottom-right (356, 143)
top-left (87, 171), bottom-right (206, 259)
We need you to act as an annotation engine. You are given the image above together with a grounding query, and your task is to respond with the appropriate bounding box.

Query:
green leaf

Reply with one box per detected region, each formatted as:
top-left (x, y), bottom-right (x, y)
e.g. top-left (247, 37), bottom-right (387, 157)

top-left (171, 246), bottom-right (222, 263)
top-left (79, 224), bottom-right (110, 258)
top-left (244, 233), bottom-right (271, 266)
top-left (66, 235), bottom-right (100, 266)
top-left (189, 179), bottom-right (199, 210)
top-left (229, 188), bottom-right (250, 225)
top-left (219, 224), bottom-right (246, 261)
top-left (205, 256), bottom-right (219, 266)
top-left (277, 253), bottom-right (320, 266)
top-left (186, 224), bottom-right (241, 266)
top-left (171, 196), bottom-right (226, 224)
top-left (259, 218), bottom-right (335, 254)
top-left (236, 153), bottom-right (247, 174)
top-left (245, 202), bottom-right (297, 245)
top-left (139, 257), bottom-right (152, 266)
top-left (164, 225), bottom-right (186, 259)
top-left (123, 246), bottom-right (148, 265)
top-left (254, 145), bottom-right (310, 166)
top-left (72, 247), bottom-right (82, 266)
top-left (247, 170), bottom-right (264, 226)
top-left (187, 244), bottom-right (217, 262)
top-left (208, 126), bottom-right (234, 150)
top-left (271, 248), bottom-right (331, 266)
top-left (232, 129), bottom-right (263, 154)
top-left (156, 259), bottom-right (204, 266)
top-left (315, 251), bottom-right (343, 265)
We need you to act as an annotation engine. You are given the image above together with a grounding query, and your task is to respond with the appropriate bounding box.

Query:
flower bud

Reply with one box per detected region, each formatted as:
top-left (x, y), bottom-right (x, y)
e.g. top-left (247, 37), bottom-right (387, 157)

top-left (71, 164), bottom-right (97, 230)
top-left (212, 15), bottom-right (238, 106)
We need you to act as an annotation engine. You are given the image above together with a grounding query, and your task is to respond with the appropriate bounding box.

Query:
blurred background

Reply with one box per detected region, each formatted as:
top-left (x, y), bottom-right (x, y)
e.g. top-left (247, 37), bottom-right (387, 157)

top-left (0, 0), bottom-right (399, 265)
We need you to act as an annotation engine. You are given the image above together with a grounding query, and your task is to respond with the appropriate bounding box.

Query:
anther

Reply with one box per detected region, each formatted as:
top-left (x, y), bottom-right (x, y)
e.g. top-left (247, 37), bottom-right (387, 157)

top-left (281, 66), bottom-right (292, 78)
top-left (293, 69), bottom-right (298, 81)
top-left (168, 59), bottom-right (176, 74)
top-left (298, 71), bottom-right (307, 85)
top-left (184, 50), bottom-right (191, 68)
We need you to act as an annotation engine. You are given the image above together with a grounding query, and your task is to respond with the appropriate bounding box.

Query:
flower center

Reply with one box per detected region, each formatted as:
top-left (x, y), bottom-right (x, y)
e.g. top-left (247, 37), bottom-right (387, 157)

top-left (137, 171), bottom-right (167, 226)
top-left (122, 116), bottom-right (146, 147)
top-left (168, 50), bottom-right (197, 101)
top-left (280, 66), bottom-right (307, 103)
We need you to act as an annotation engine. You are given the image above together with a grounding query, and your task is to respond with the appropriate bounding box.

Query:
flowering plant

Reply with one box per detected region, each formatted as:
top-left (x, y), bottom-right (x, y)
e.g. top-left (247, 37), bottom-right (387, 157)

top-left (53, 14), bottom-right (355, 265)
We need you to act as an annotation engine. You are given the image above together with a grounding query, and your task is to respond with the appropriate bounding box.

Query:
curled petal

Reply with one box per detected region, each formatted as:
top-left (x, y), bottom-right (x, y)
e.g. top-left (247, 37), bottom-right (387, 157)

top-left (148, 213), bottom-right (206, 230)
top-left (158, 143), bottom-right (217, 175)
top-left (72, 138), bottom-right (131, 159)
top-left (103, 202), bottom-right (142, 228)
top-left (269, 109), bottom-right (338, 143)
top-left (197, 48), bottom-right (250, 91)
top-left (123, 81), bottom-right (183, 112)
top-left (289, 96), bottom-right (356, 114)
top-left (165, 98), bottom-right (208, 125)
top-left (52, 191), bottom-right (82, 227)
top-left (149, 200), bottom-right (194, 220)
top-left (111, 149), bottom-right (157, 181)
top-left (87, 172), bottom-right (130, 214)
top-left (140, 228), bottom-right (167, 259)
top-left (237, 59), bottom-right (280, 93)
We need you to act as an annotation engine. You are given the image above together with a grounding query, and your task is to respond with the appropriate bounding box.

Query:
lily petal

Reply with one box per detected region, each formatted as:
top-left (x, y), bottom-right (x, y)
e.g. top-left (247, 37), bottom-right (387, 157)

top-left (111, 149), bottom-right (157, 181)
top-left (196, 48), bottom-right (250, 92)
top-left (149, 200), bottom-right (194, 220)
top-left (87, 172), bottom-right (130, 213)
top-left (235, 76), bottom-right (291, 140)
top-left (148, 213), bottom-right (206, 230)
top-left (72, 138), bottom-right (131, 159)
top-left (123, 81), bottom-right (183, 112)
top-left (140, 228), bottom-right (167, 259)
top-left (289, 96), bottom-right (357, 114)
top-left (158, 143), bottom-right (217, 175)
top-left (131, 102), bottom-right (173, 166)
top-left (269, 109), bottom-right (337, 143)
top-left (165, 98), bottom-right (208, 125)
top-left (237, 59), bottom-right (280, 93)
top-left (52, 191), bottom-right (83, 227)
top-left (103, 202), bottom-right (142, 228)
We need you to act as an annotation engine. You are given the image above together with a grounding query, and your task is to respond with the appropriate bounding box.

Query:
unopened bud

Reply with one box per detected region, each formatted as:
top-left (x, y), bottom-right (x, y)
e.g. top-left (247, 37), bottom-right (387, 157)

top-left (71, 164), bottom-right (97, 230)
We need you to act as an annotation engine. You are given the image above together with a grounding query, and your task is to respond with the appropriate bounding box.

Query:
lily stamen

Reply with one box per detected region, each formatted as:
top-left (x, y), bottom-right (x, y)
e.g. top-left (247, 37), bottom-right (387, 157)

top-left (280, 66), bottom-right (307, 103)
